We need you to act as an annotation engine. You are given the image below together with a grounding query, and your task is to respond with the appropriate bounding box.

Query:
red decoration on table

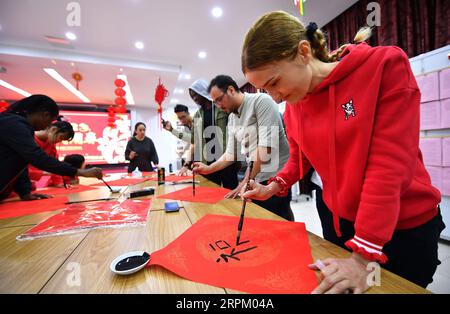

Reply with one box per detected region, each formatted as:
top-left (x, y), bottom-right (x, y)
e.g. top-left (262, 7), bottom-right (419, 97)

top-left (157, 186), bottom-right (230, 204)
top-left (17, 199), bottom-right (151, 240)
top-left (0, 196), bottom-right (69, 220)
top-left (154, 77), bottom-right (169, 129)
top-left (146, 214), bottom-right (318, 293)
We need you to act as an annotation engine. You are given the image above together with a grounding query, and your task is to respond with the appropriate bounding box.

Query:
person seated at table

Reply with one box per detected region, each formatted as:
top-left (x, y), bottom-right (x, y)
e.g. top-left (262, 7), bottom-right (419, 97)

top-left (193, 75), bottom-right (293, 221)
top-left (26, 120), bottom-right (75, 190)
top-left (62, 154), bottom-right (86, 185)
top-left (0, 95), bottom-right (103, 201)
top-left (125, 122), bottom-right (159, 173)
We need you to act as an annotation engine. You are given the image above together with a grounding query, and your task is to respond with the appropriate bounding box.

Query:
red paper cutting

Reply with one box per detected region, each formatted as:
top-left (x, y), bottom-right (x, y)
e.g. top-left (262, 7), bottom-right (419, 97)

top-left (36, 185), bottom-right (99, 196)
top-left (91, 178), bottom-right (150, 187)
top-left (147, 214), bottom-right (318, 294)
top-left (150, 175), bottom-right (193, 182)
top-left (17, 199), bottom-right (151, 240)
top-left (157, 186), bottom-right (230, 204)
top-left (0, 196), bottom-right (69, 220)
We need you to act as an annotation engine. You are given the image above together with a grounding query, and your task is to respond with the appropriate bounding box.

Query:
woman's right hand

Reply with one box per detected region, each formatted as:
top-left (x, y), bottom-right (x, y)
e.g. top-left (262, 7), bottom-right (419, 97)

top-left (129, 151), bottom-right (137, 160)
top-left (77, 167), bottom-right (103, 179)
top-left (241, 180), bottom-right (280, 201)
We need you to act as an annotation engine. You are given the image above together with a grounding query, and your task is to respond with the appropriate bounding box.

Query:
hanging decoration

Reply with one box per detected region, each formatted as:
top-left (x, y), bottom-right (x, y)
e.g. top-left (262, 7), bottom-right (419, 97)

top-left (293, 0), bottom-right (305, 16)
top-left (154, 77), bottom-right (169, 129)
top-left (0, 100), bottom-right (9, 113)
top-left (72, 72), bottom-right (83, 90)
top-left (107, 105), bottom-right (116, 128)
top-left (114, 78), bottom-right (127, 115)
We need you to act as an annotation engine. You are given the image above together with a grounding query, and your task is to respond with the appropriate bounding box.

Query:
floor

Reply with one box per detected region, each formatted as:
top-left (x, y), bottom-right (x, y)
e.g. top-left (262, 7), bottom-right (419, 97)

top-left (290, 193), bottom-right (450, 294)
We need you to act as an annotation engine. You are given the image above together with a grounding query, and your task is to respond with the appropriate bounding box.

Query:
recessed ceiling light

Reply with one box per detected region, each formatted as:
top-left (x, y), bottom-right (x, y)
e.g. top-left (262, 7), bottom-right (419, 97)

top-left (0, 79), bottom-right (31, 97)
top-left (135, 41), bottom-right (144, 49)
top-left (44, 68), bottom-right (90, 103)
top-left (119, 68), bottom-right (124, 72)
top-left (212, 7), bottom-right (223, 18)
top-left (170, 98), bottom-right (179, 104)
top-left (183, 74), bottom-right (191, 80)
top-left (65, 32), bottom-right (77, 41)
top-left (174, 88), bottom-right (184, 94)
top-left (198, 51), bottom-right (207, 59)
top-left (71, 62), bottom-right (75, 67)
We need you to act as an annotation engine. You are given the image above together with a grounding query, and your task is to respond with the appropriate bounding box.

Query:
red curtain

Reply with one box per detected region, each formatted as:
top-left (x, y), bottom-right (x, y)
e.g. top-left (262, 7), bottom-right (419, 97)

top-left (322, 0), bottom-right (449, 58)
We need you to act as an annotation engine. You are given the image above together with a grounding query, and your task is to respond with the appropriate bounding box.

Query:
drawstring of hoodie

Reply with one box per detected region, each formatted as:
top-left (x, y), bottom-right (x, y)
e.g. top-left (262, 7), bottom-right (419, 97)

top-left (329, 84), bottom-right (342, 237)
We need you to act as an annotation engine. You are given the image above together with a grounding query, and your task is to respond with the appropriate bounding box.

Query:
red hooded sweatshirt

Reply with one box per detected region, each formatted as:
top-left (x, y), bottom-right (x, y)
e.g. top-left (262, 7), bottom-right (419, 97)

top-left (274, 43), bottom-right (441, 263)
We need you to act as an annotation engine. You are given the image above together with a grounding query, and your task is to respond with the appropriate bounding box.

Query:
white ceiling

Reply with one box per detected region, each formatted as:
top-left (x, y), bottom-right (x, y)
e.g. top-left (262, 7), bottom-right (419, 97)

top-left (0, 0), bottom-right (358, 108)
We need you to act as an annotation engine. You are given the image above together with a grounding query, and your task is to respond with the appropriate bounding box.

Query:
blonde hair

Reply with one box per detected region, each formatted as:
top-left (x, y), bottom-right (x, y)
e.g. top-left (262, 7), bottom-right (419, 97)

top-left (242, 11), bottom-right (372, 72)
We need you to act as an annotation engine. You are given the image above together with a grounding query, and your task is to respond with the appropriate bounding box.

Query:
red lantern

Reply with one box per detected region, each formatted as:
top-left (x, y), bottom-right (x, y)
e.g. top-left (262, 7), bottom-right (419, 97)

top-left (0, 100), bottom-right (9, 113)
top-left (154, 78), bottom-right (169, 129)
top-left (115, 97), bottom-right (126, 106)
top-left (117, 106), bottom-right (126, 114)
top-left (114, 79), bottom-right (126, 88)
top-left (115, 88), bottom-right (126, 97)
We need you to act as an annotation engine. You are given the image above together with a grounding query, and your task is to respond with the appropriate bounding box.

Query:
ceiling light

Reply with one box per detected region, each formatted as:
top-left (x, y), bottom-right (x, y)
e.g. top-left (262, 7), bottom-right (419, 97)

top-left (117, 74), bottom-right (135, 105)
top-left (0, 79), bottom-right (31, 97)
top-left (135, 41), bottom-right (144, 49)
top-left (212, 7), bottom-right (223, 18)
top-left (198, 51), bottom-right (207, 59)
top-left (174, 88), bottom-right (184, 94)
top-left (183, 74), bottom-right (191, 80)
top-left (65, 32), bottom-right (77, 41)
top-left (43, 68), bottom-right (90, 103)
top-left (170, 98), bottom-right (179, 104)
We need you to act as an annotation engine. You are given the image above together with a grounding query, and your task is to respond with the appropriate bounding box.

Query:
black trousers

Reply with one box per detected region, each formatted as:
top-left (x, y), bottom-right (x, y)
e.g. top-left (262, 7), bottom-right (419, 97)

top-left (253, 181), bottom-right (295, 221)
top-left (203, 162), bottom-right (239, 190)
top-left (315, 186), bottom-right (446, 288)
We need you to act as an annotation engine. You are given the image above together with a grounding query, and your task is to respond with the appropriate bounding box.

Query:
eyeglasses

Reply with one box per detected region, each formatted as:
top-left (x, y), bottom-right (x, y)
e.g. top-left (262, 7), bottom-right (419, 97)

top-left (213, 91), bottom-right (227, 104)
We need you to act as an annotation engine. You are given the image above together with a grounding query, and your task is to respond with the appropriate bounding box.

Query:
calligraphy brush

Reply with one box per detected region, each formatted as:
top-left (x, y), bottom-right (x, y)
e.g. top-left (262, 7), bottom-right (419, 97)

top-left (100, 178), bottom-right (115, 193)
top-left (192, 162), bottom-right (196, 196)
top-left (235, 161), bottom-right (254, 246)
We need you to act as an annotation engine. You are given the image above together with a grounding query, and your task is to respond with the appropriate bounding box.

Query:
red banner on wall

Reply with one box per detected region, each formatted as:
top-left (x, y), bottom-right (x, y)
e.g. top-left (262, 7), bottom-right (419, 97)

top-left (58, 110), bottom-right (131, 165)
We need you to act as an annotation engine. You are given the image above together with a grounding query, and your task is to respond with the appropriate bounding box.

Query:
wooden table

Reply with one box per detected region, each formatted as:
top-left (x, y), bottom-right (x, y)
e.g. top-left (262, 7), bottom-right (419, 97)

top-left (0, 175), bottom-right (430, 294)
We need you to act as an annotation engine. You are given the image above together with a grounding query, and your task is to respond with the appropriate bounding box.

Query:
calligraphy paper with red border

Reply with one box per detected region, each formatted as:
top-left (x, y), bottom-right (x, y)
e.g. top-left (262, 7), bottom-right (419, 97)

top-left (157, 186), bottom-right (230, 204)
top-left (17, 199), bottom-right (151, 240)
top-left (91, 178), bottom-right (150, 187)
top-left (36, 185), bottom-right (99, 196)
top-left (0, 196), bottom-right (69, 220)
top-left (147, 214), bottom-right (317, 294)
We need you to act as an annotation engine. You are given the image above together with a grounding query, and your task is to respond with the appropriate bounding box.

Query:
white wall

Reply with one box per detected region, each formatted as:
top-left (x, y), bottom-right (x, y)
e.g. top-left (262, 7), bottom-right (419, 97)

top-left (411, 45), bottom-right (450, 240)
top-left (130, 106), bottom-right (179, 171)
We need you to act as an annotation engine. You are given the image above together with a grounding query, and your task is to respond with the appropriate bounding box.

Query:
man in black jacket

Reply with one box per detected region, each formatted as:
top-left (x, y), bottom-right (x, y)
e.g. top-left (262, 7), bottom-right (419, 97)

top-left (0, 95), bottom-right (102, 201)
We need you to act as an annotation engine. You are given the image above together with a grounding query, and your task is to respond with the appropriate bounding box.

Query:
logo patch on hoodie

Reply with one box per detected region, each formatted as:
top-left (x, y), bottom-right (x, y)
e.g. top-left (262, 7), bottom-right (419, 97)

top-left (341, 99), bottom-right (356, 120)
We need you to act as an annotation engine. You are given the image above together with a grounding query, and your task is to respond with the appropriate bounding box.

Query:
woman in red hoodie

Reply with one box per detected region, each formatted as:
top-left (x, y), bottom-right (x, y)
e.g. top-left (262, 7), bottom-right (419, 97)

top-left (241, 11), bottom-right (444, 293)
